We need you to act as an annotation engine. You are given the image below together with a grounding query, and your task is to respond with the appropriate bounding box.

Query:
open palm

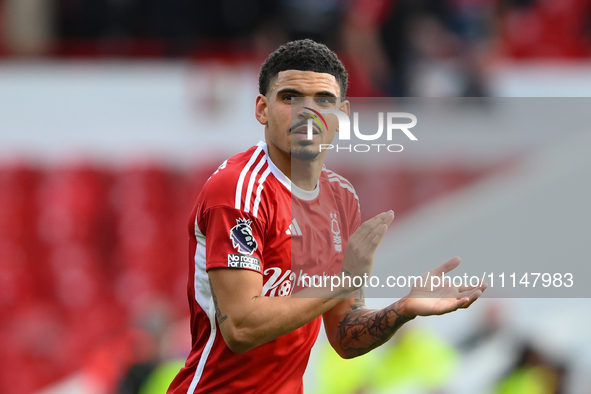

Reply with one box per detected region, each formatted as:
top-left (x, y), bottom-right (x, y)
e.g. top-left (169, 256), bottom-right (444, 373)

top-left (405, 257), bottom-right (488, 316)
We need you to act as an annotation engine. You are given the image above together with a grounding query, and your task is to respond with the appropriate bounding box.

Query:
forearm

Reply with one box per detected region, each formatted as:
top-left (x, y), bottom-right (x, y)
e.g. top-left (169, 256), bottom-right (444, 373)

top-left (209, 270), bottom-right (353, 353)
top-left (334, 297), bottom-right (415, 358)
top-left (230, 295), bottom-right (343, 352)
top-left (209, 209), bottom-right (397, 354)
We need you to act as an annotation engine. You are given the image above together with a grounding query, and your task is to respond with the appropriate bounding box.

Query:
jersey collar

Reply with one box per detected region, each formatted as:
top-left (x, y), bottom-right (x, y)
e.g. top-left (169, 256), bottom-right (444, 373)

top-left (259, 141), bottom-right (320, 201)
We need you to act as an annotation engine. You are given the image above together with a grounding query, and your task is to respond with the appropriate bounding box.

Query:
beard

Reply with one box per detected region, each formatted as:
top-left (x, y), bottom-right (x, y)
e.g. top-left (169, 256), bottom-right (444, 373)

top-left (289, 119), bottom-right (322, 161)
top-left (290, 146), bottom-right (320, 161)
top-left (290, 139), bottom-right (320, 161)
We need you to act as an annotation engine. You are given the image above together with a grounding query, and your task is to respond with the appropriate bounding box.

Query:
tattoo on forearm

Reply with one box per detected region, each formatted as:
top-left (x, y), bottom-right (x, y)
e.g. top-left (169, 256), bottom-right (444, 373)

top-left (337, 301), bottom-right (414, 358)
top-left (209, 279), bottom-right (228, 325)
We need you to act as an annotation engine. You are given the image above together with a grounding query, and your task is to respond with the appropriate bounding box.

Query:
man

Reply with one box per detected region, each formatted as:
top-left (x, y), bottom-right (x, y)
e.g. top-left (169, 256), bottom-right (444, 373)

top-left (167, 39), bottom-right (486, 394)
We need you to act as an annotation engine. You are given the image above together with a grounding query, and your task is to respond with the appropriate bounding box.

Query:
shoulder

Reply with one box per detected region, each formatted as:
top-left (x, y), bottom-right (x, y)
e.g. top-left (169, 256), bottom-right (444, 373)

top-left (320, 167), bottom-right (360, 213)
top-left (198, 143), bottom-right (276, 218)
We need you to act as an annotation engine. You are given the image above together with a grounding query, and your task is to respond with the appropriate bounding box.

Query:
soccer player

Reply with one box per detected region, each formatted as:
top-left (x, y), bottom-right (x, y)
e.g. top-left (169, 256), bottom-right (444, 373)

top-left (167, 39), bottom-right (486, 394)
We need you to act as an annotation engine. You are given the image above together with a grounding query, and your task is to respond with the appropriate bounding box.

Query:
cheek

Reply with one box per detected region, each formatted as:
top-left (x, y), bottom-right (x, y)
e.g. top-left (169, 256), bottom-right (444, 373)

top-left (266, 110), bottom-right (291, 145)
top-left (326, 117), bottom-right (339, 133)
top-left (271, 108), bottom-right (291, 129)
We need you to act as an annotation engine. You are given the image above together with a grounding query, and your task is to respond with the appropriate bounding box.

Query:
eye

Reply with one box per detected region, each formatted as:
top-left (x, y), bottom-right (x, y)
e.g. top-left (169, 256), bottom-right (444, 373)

top-left (315, 96), bottom-right (336, 106)
top-left (286, 95), bottom-right (302, 103)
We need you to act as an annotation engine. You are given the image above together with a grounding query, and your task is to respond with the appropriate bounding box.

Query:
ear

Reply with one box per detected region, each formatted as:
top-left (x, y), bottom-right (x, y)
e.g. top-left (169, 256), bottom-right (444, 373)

top-left (255, 94), bottom-right (268, 125)
top-left (335, 99), bottom-right (350, 133)
top-left (339, 99), bottom-right (350, 117)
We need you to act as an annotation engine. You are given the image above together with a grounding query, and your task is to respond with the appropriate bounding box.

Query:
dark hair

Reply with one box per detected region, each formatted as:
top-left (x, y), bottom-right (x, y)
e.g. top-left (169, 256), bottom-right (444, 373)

top-left (258, 39), bottom-right (348, 98)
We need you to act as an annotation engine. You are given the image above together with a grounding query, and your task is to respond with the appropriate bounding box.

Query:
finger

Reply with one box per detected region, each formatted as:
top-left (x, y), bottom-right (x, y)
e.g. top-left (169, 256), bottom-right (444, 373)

top-left (480, 280), bottom-right (489, 292)
top-left (457, 289), bottom-right (483, 306)
top-left (457, 280), bottom-right (488, 293)
top-left (457, 287), bottom-right (484, 299)
top-left (457, 284), bottom-right (476, 292)
top-left (360, 222), bottom-right (389, 257)
top-left (371, 210), bottom-right (394, 228)
top-left (366, 223), bottom-right (389, 254)
top-left (429, 256), bottom-right (461, 277)
top-left (381, 210), bottom-right (395, 226)
top-left (446, 297), bottom-right (472, 312)
top-left (458, 281), bottom-right (488, 294)
top-left (457, 288), bottom-right (477, 299)
top-left (360, 211), bottom-right (394, 243)
top-left (354, 211), bottom-right (393, 240)
top-left (458, 291), bottom-right (482, 308)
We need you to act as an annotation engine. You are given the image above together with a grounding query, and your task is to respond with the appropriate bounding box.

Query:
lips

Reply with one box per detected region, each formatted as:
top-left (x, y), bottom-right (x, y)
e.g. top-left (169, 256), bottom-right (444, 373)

top-left (290, 124), bottom-right (320, 135)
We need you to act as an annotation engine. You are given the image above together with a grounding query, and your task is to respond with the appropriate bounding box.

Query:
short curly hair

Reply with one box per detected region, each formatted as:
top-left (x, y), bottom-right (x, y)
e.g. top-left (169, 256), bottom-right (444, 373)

top-left (258, 39), bottom-right (348, 98)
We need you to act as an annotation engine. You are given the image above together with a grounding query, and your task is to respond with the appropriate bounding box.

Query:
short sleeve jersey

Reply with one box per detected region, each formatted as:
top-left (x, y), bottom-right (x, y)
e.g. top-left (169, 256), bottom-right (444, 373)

top-left (167, 141), bottom-right (361, 394)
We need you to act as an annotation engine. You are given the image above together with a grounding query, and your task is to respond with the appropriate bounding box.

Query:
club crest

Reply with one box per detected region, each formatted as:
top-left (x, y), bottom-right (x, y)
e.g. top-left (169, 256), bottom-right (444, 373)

top-left (230, 218), bottom-right (258, 255)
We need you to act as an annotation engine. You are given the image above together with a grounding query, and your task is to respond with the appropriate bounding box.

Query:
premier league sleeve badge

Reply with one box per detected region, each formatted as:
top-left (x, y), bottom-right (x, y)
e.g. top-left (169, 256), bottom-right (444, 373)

top-left (230, 218), bottom-right (258, 256)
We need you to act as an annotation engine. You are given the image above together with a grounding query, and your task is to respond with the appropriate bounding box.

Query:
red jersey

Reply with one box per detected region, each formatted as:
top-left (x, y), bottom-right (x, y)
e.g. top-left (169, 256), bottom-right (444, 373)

top-left (168, 141), bottom-right (360, 394)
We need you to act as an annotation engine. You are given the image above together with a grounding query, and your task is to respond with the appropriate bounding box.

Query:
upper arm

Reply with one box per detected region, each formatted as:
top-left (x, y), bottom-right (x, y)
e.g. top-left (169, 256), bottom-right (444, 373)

top-left (198, 204), bottom-right (267, 352)
top-left (208, 267), bottom-right (264, 352)
top-left (199, 204), bottom-right (266, 317)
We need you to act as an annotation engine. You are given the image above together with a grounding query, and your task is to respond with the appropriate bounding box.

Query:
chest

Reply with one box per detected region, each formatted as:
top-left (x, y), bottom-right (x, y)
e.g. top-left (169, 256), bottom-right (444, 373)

top-left (260, 192), bottom-right (349, 297)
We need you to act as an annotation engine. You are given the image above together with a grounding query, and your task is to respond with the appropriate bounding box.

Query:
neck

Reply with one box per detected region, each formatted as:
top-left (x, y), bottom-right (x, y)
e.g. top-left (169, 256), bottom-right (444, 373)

top-left (266, 142), bottom-right (324, 191)
top-left (290, 158), bottom-right (323, 191)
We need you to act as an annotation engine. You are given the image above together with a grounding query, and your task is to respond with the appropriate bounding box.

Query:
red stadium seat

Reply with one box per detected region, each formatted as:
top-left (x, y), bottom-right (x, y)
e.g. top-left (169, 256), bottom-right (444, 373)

top-left (36, 164), bottom-right (113, 244)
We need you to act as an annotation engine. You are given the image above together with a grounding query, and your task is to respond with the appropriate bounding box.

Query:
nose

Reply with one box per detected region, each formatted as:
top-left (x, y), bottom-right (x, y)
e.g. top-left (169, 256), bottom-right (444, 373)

top-left (294, 96), bottom-right (320, 120)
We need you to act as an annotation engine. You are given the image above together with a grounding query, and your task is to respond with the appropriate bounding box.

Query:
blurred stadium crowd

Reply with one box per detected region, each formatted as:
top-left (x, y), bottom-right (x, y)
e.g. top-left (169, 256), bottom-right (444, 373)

top-left (2, 0), bottom-right (591, 96)
top-left (1, 0), bottom-right (591, 394)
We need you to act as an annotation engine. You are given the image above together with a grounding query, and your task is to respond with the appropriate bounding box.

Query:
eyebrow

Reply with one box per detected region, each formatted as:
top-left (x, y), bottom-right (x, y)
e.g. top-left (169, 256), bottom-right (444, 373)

top-left (315, 91), bottom-right (338, 97)
top-left (276, 88), bottom-right (338, 98)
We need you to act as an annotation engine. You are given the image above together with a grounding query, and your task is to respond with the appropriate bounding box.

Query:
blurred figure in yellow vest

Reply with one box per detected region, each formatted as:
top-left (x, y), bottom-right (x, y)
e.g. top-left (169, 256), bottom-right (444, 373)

top-left (494, 345), bottom-right (566, 394)
top-left (316, 326), bottom-right (458, 394)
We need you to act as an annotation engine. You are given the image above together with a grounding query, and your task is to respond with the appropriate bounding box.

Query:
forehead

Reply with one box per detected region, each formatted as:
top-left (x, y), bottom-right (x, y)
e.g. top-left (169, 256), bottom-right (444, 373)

top-left (269, 70), bottom-right (340, 96)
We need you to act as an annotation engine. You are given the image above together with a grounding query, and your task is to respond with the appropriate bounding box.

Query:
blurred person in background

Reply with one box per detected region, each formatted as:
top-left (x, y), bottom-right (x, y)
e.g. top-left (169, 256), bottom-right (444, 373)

top-left (494, 344), bottom-right (568, 394)
top-left (1, 0), bottom-right (55, 55)
top-left (342, 0), bottom-right (494, 97)
top-left (166, 38), bottom-right (486, 394)
top-left (116, 303), bottom-right (190, 394)
top-left (275, 0), bottom-right (347, 47)
top-left (52, 0), bottom-right (280, 56)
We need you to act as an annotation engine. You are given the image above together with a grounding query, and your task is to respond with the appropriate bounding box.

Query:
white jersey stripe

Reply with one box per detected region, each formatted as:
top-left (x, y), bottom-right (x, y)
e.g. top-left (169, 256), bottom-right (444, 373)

top-left (327, 177), bottom-right (360, 211)
top-left (252, 167), bottom-right (272, 217)
top-left (260, 142), bottom-right (291, 193)
top-left (327, 177), bottom-right (359, 201)
top-left (292, 218), bottom-right (302, 236)
top-left (187, 300), bottom-right (216, 394)
top-left (323, 168), bottom-right (350, 182)
top-left (323, 169), bottom-right (358, 199)
top-left (327, 175), bottom-right (353, 189)
top-left (244, 156), bottom-right (267, 213)
top-left (188, 215), bottom-right (217, 393)
top-left (235, 145), bottom-right (264, 210)
top-left (324, 169), bottom-right (354, 189)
